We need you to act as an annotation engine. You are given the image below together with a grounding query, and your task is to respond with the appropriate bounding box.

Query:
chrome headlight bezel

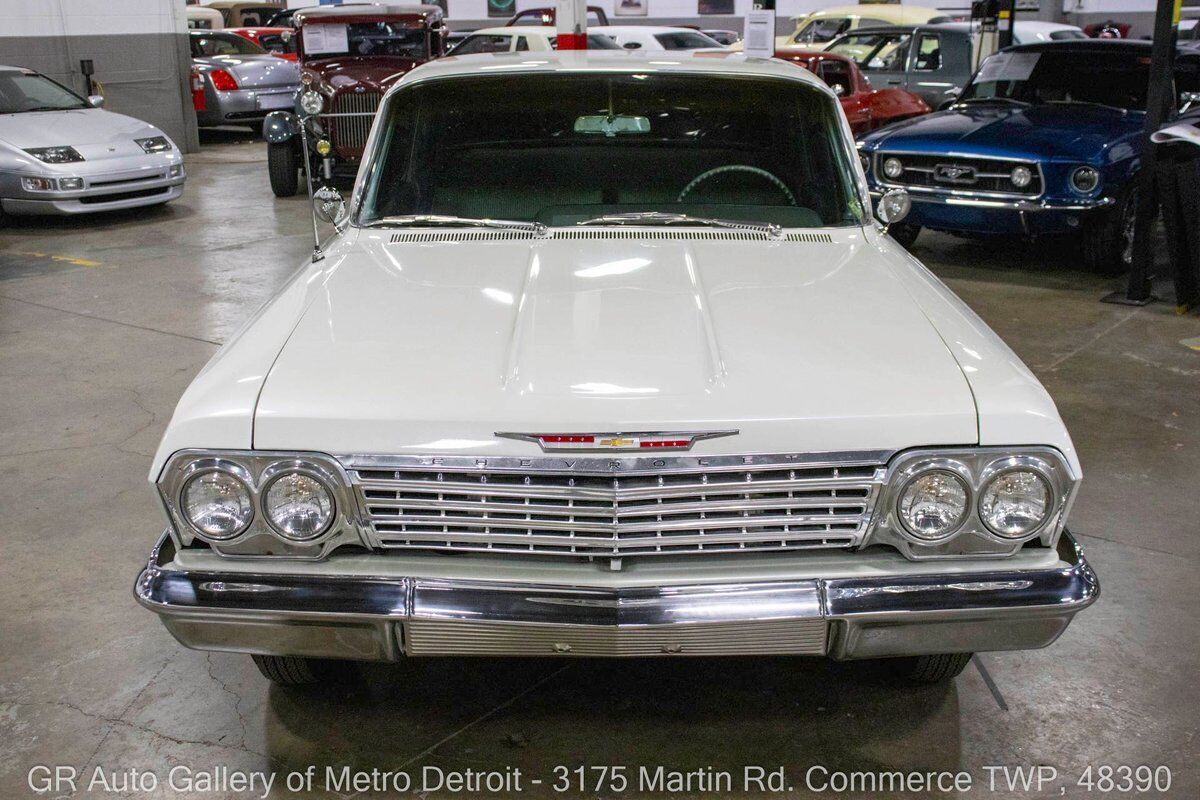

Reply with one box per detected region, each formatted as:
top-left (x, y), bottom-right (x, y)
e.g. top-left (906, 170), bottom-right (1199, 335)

top-left (177, 458), bottom-right (255, 540)
top-left (157, 450), bottom-right (362, 559)
top-left (299, 89), bottom-right (324, 116)
top-left (1070, 165), bottom-right (1101, 195)
top-left (871, 447), bottom-right (1077, 559)
top-left (893, 458), bottom-right (973, 544)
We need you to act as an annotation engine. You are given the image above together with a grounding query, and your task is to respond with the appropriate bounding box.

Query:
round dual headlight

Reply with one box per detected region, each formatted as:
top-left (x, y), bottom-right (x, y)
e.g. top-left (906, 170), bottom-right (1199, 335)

top-left (263, 471), bottom-right (335, 541)
top-left (182, 471), bottom-right (253, 540)
top-left (1010, 165), bottom-right (1033, 189)
top-left (299, 89), bottom-right (324, 116)
top-left (979, 469), bottom-right (1051, 538)
top-left (1071, 166), bottom-right (1101, 195)
top-left (882, 157), bottom-right (904, 180)
top-left (896, 470), bottom-right (970, 541)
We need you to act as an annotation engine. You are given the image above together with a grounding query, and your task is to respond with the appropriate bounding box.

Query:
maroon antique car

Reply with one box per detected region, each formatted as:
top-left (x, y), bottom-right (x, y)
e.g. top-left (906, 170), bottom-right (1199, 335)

top-left (775, 48), bottom-right (929, 135)
top-left (262, 4), bottom-right (447, 197)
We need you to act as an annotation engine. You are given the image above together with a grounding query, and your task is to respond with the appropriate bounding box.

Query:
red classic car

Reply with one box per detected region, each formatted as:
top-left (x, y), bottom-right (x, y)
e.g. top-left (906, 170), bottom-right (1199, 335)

top-left (226, 27), bottom-right (298, 60)
top-left (775, 48), bottom-right (929, 135)
top-left (262, 4), bottom-right (447, 196)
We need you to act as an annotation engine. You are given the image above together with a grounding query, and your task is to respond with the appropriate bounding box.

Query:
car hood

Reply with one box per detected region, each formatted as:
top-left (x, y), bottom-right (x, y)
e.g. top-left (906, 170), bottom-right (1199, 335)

top-left (865, 104), bottom-right (1144, 161)
top-left (304, 57), bottom-right (420, 92)
top-left (0, 108), bottom-right (163, 158)
top-left (252, 229), bottom-right (980, 456)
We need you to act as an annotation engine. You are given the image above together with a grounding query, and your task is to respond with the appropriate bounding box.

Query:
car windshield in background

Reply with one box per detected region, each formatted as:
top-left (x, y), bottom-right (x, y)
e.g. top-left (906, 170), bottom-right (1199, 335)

top-left (826, 32), bottom-right (911, 69)
top-left (302, 22), bottom-right (427, 59)
top-left (961, 50), bottom-right (1153, 111)
top-left (359, 73), bottom-right (863, 229)
top-left (653, 31), bottom-right (723, 49)
top-left (191, 32), bottom-right (267, 56)
top-left (0, 70), bottom-right (88, 114)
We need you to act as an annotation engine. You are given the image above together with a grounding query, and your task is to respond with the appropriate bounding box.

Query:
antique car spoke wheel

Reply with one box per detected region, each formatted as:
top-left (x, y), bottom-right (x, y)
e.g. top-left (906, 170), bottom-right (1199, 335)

top-left (267, 141), bottom-right (301, 198)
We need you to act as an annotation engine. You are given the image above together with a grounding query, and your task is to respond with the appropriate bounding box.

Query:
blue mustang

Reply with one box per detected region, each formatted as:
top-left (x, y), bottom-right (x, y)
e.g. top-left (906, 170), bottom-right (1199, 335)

top-left (859, 40), bottom-right (1200, 273)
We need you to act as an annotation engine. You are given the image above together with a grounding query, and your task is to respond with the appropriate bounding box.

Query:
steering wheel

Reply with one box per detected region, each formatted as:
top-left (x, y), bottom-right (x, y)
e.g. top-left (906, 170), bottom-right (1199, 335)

top-left (677, 165), bottom-right (797, 205)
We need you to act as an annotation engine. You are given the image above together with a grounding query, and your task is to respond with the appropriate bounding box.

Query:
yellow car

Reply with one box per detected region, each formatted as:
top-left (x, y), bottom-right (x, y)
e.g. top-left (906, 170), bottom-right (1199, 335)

top-left (778, 4), bottom-right (952, 48)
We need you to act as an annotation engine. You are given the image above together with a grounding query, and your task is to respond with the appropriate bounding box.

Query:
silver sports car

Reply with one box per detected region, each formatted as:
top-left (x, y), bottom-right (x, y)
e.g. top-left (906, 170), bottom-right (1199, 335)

top-left (190, 30), bottom-right (300, 128)
top-left (0, 65), bottom-right (185, 217)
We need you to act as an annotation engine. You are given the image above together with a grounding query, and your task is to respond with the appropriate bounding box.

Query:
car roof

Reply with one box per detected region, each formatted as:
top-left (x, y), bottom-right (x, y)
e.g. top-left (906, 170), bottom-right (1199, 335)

top-left (468, 26), bottom-right (555, 36)
top-left (404, 50), bottom-right (828, 89)
top-left (829, 23), bottom-right (972, 38)
top-left (774, 48), bottom-right (852, 63)
top-left (1004, 38), bottom-right (1153, 54)
top-left (294, 4), bottom-right (442, 23)
top-left (791, 5), bottom-right (946, 23)
top-left (933, 20), bottom-right (1080, 33)
top-left (591, 25), bottom-right (706, 34)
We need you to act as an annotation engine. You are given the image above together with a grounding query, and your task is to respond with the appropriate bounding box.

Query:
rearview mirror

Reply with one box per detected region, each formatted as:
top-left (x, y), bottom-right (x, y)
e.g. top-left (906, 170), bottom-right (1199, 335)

top-left (313, 186), bottom-right (348, 231)
top-left (88, 95), bottom-right (104, 108)
top-left (574, 115), bottom-right (651, 137)
top-left (876, 188), bottom-right (911, 230)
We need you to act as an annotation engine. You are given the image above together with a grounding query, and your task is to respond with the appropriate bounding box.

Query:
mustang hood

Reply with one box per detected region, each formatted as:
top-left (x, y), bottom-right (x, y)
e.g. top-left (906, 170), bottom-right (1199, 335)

top-left (253, 230), bottom-right (979, 456)
top-left (867, 104), bottom-right (1144, 162)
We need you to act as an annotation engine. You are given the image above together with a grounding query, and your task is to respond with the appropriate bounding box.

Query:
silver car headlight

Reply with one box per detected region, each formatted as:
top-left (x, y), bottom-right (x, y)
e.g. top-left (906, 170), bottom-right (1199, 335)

top-left (873, 448), bottom-right (1077, 558)
top-left (135, 136), bottom-right (172, 153)
top-left (157, 451), bottom-right (360, 558)
top-left (299, 90), bottom-right (324, 115)
top-left (263, 471), bottom-right (335, 540)
top-left (25, 146), bottom-right (84, 164)
top-left (180, 467), bottom-right (254, 539)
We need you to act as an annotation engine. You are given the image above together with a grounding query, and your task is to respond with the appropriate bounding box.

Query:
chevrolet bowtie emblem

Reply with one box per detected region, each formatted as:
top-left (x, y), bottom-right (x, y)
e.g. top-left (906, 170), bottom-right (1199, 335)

top-left (494, 430), bottom-right (739, 452)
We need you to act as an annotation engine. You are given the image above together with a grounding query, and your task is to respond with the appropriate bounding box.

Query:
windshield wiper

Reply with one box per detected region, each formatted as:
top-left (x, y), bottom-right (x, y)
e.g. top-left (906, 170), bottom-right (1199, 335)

top-left (364, 214), bottom-right (547, 235)
top-left (21, 105), bottom-right (84, 113)
top-left (576, 211), bottom-right (783, 238)
top-left (954, 96), bottom-right (1031, 108)
top-left (1044, 99), bottom-right (1128, 114)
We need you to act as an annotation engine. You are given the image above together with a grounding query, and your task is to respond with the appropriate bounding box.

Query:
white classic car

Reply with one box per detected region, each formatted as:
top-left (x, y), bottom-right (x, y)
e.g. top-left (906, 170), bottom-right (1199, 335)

top-left (136, 51), bottom-right (1098, 688)
top-left (0, 66), bottom-right (185, 217)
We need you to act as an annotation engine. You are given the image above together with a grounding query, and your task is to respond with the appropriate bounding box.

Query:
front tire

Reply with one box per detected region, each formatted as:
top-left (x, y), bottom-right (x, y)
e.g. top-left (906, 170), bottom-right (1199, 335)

top-left (1083, 188), bottom-right (1137, 275)
top-left (892, 652), bottom-right (973, 684)
top-left (267, 141), bottom-right (300, 198)
top-left (251, 654), bottom-right (323, 686)
top-left (888, 222), bottom-right (921, 249)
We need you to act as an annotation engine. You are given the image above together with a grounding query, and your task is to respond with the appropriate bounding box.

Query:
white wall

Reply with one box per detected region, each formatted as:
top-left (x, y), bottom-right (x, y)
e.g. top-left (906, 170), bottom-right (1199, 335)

top-left (0, 0), bottom-right (185, 37)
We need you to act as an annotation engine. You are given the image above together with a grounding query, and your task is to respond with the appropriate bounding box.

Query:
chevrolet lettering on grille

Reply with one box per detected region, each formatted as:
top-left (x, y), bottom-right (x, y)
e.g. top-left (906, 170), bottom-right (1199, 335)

top-left (495, 430), bottom-right (739, 452)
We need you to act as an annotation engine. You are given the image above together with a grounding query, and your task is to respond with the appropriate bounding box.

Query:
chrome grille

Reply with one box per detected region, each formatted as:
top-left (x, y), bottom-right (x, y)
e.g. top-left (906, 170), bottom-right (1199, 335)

top-left (329, 91), bottom-right (382, 155)
top-left (348, 454), bottom-right (887, 559)
top-left (876, 152), bottom-right (1043, 198)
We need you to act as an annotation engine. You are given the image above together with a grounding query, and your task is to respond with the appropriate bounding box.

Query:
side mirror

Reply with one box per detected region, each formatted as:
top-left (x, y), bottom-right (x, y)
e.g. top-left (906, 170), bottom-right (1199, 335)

top-left (313, 185), bottom-right (349, 231)
top-left (876, 188), bottom-right (911, 231)
top-left (831, 84), bottom-right (846, 97)
top-left (88, 95), bottom-right (104, 108)
top-left (1181, 91), bottom-right (1200, 113)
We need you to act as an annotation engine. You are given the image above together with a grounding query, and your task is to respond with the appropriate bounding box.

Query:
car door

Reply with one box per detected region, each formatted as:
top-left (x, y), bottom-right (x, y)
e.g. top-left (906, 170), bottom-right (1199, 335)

top-left (906, 30), bottom-right (970, 110)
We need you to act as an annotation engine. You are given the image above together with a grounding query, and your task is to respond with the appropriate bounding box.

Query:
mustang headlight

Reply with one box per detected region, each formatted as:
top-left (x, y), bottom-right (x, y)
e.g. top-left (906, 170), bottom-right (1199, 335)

top-left (181, 470), bottom-right (254, 539)
top-left (25, 146), bottom-right (84, 164)
top-left (897, 469), bottom-right (970, 541)
top-left (1070, 166), bottom-right (1100, 194)
top-left (135, 136), bottom-right (172, 153)
top-left (1010, 165), bottom-right (1033, 189)
top-left (882, 157), bottom-right (904, 179)
top-left (263, 471), bottom-right (335, 540)
top-left (299, 90), bottom-right (324, 115)
top-left (979, 469), bottom-right (1051, 538)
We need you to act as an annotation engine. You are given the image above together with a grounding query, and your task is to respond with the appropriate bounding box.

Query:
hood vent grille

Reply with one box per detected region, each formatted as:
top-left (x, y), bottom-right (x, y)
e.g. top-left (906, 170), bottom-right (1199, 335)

top-left (388, 230), bottom-right (834, 244)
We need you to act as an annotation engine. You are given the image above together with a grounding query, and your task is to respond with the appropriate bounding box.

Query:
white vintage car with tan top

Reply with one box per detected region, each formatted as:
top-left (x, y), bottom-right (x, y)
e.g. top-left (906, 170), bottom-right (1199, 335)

top-left (136, 50), bottom-right (1098, 688)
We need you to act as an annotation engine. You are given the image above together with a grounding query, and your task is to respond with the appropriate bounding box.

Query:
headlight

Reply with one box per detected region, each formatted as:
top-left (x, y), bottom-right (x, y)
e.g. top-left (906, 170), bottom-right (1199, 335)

top-left (263, 471), bottom-right (334, 540)
top-left (1070, 166), bottom-right (1100, 194)
top-left (979, 469), bottom-right (1051, 538)
top-left (299, 90), bottom-right (324, 115)
top-left (181, 470), bottom-right (254, 539)
top-left (136, 136), bottom-right (172, 154)
top-left (25, 146), bottom-right (84, 164)
top-left (882, 157), bottom-right (904, 179)
top-left (1010, 165), bottom-right (1033, 188)
top-left (896, 470), bottom-right (969, 541)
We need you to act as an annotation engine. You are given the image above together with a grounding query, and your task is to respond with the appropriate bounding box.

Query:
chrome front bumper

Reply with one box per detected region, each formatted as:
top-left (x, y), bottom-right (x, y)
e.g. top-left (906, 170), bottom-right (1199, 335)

top-left (135, 532), bottom-right (1098, 662)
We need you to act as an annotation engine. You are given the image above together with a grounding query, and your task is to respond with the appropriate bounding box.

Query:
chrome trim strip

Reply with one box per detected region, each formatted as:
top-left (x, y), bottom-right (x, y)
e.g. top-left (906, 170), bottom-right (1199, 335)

top-left (494, 429), bottom-right (739, 452)
top-left (874, 151), bottom-right (1047, 201)
top-left (870, 189), bottom-right (1114, 212)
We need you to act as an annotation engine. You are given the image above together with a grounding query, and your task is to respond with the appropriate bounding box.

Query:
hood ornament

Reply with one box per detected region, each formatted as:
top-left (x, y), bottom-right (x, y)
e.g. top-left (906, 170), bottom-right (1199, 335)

top-left (495, 430), bottom-right (739, 452)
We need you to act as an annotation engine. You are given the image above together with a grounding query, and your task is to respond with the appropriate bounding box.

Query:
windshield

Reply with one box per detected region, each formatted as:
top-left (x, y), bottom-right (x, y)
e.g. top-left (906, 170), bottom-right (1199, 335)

top-left (359, 73), bottom-right (863, 229)
top-left (960, 49), bottom-right (1153, 111)
top-left (190, 32), bottom-right (267, 56)
top-left (826, 32), bottom-right (910, 70)
top-left (653, 31), bottom-right (723, 49)
top-left (0, 70), bottom-right (88, 113)
top-left (302, 21), bottom-right (428, 59)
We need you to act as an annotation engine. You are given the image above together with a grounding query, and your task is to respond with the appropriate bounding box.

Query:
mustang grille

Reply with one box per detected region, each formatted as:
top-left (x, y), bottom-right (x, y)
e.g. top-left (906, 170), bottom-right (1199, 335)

top-left (349, 458), bottom-right (886, 559)
top-left (876, 152), bottom-right (1043, 197)
top-left (329, 91), bottom-right (382, 156)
